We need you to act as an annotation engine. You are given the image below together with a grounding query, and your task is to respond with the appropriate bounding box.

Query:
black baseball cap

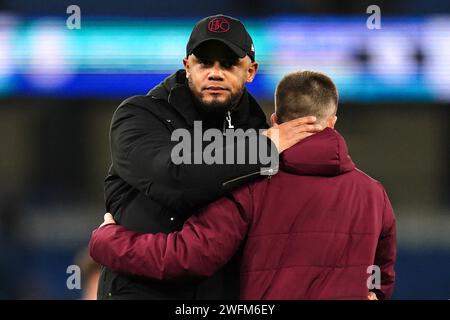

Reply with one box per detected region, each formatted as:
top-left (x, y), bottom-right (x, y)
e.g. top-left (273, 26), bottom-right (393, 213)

top-left (186, 14), bottom-right (255, 62)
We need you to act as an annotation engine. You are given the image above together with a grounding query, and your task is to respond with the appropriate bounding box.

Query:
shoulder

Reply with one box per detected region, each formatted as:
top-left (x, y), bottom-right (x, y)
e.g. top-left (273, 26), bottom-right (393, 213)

top-left (111, 94), bottom-right (172, 123)
top-left (116, 95), bottom-right (163, 113)
top-left (352, 168), bottom-right (387, 195)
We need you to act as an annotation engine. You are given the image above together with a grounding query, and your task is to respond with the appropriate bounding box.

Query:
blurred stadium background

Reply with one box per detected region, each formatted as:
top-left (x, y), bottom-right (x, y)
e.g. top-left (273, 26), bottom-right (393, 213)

top-left (0, 0), bottom-right (449, 299)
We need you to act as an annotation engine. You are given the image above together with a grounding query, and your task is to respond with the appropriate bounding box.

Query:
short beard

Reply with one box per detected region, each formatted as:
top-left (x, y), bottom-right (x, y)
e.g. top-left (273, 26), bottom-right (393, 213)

top-left (188, 79), bottom-right (244, 115)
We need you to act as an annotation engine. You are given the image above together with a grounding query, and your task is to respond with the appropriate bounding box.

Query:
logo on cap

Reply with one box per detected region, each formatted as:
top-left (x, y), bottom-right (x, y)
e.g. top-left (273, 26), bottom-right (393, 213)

top-left (208, 17), bottom-right (230, 33)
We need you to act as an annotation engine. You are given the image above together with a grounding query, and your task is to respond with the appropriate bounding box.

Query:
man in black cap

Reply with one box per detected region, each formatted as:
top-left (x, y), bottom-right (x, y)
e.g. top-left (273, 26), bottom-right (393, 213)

top-left (97, 14), bottom-right (321, 300)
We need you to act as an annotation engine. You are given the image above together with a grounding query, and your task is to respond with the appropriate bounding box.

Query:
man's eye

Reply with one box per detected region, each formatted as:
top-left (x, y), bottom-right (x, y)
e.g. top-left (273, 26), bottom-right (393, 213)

top-left (199, 59), bottom-right (213, 66)
top-left (221, 61), bottom-right (234, 68)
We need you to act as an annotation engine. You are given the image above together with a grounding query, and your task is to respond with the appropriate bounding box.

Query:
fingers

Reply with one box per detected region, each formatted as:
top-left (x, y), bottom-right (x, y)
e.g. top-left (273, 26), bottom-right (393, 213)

top-left (295, 124), bottom-right (322, 134)
top-left (368, 292), bottom-right (378, 300)
top-left (270, 116), bottom-right (318, 130)
top-left (286, 116), bottom-right (317, 127)
top-left (104, 213), bottom-right (113, 220)
top-left (104, 213), bottom-right (115, 224)
top-left (265, 116), bottom-right (322, 153)
top-left (99, 212), bottom-right (116, 228)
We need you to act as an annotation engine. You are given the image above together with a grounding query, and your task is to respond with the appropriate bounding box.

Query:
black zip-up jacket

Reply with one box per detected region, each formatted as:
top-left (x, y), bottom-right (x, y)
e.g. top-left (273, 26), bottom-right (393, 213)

top-left (98, 69), bottom-right (275, 299)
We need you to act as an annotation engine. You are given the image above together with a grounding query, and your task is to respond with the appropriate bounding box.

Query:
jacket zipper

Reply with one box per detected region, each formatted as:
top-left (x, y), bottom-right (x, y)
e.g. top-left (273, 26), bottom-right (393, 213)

top-left (223, 110), bottom-right (234, 133)
top-left (221, 110), bottom-right (276, 186)
top-left (222, 167), bottom-right (277, 188)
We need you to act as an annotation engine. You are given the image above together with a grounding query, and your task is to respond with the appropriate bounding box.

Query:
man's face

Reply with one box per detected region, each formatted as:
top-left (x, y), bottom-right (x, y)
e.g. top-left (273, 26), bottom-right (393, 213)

top-left (183, 41), bottom-right (258, 112)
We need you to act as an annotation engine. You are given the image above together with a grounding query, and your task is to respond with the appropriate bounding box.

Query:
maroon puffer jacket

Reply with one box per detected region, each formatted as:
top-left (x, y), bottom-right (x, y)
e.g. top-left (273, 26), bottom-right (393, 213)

top-left (90, 128), bottom-right (396, 300)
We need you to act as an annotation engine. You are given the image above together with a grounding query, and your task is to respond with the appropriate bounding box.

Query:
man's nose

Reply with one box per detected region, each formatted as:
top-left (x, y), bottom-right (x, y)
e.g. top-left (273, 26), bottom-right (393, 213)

top-left (208, 62), bottom-right (224, 81)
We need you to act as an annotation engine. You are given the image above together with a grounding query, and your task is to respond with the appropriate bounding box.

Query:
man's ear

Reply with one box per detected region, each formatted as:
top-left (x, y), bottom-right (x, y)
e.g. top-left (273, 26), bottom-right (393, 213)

top-left (183, 58), bottom-right (190, 78)
top-left (270, 113), bottom-right (278, 126)
top-left (327, 115), bottom-right (337, 128)
top-left (246, 61), bottom-right (258, 83)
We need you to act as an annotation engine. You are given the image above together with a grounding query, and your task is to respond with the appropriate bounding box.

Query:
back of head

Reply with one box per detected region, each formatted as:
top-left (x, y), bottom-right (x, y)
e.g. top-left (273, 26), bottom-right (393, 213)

top-left (275, 70), bottom-right (338, 124)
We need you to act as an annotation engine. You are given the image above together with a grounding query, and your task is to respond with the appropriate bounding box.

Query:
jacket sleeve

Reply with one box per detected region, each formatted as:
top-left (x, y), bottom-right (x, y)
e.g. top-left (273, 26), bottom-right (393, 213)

top-left (371, 188), bottom-right (397, 300)
top-left (110, 99), bottom-right (275, 211)
top-left (90, 185), bottom-right (253, 280)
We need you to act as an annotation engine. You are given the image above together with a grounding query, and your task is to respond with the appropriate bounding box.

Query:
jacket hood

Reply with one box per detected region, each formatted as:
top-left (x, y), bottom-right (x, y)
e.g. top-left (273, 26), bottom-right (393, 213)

top-left (147, 70), bottom-right (185, 100)
top-left (280, 128), bottom-right (355, 176)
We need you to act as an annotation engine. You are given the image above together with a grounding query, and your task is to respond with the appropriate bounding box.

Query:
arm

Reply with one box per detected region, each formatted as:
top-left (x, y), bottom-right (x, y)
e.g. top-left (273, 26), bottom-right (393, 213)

top-left (90, 185), bottom-right (253, 280)
top-left (371, 189), bottom-right (397, 300)
top-left (111, 99), bottom-right (273, 211)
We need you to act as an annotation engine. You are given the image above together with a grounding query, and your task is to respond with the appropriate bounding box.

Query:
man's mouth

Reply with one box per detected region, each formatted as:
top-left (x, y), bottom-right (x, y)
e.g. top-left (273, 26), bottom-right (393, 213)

top-left (204, 86), bottom-right (228, 93)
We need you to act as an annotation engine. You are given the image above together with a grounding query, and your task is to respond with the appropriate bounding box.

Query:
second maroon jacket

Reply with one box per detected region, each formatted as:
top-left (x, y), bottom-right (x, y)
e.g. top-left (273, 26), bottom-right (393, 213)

top-left (90, 128), bottom-right (396, 299)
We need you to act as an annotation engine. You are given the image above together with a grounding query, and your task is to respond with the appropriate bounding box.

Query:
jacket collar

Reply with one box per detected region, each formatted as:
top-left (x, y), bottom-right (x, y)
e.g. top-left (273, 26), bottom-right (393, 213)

top-left (149, 70), bottom-right (267, 130)
top-left (281, 128), bottom-right (355, 176)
